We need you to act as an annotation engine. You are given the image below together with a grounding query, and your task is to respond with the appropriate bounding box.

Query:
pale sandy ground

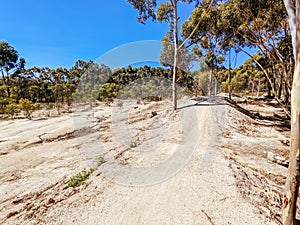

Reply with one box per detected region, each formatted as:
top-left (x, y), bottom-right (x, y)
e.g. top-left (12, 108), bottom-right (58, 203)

top-left (0, 97), bottom-right (290, 224)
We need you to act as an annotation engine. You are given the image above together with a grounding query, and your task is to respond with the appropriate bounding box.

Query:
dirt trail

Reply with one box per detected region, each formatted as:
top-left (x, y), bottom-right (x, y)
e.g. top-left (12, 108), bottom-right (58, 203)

top-left (0, 98), bottom-right (285, 224)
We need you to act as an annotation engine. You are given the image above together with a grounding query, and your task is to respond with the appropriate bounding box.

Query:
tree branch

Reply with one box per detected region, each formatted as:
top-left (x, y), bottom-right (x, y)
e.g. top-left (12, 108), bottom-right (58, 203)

top-left (178, 0), bottom-right (214, 50)
top-left (283, 0), bottom-right (297, 59)
top-left (169, 0), bottom-right (175, 8)
top-left (239, 47), bottom-right (291, 117)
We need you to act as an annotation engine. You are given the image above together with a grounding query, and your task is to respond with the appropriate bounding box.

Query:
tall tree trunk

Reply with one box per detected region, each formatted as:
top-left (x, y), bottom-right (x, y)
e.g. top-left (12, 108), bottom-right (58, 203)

top-left (172, 0), bottom-right (178, 110)
top-left (228, 69), bottom-right (231, 99)
top-left (273, 70), bottom-right (277, 97)
top-left (209, 67), bottom-right (213, 96)
top-left (228, 49), bottom-right (232, 99)
top-left (283, 60), bottom-right (300, 225)
top-left (173, 52), bottom-right (178, 110)
top-left (257, 77), bottom-right (261, 97)
top-left (282, 0), bottom-right (300, 224)
top-left (214, 73), bottom-right (218, 95)
top-left (279, 74), bottom-right (283, 100)
top-left (267, 80), bottom-right (272, 98)
top-left (285, 81), bottom-right (290, 105)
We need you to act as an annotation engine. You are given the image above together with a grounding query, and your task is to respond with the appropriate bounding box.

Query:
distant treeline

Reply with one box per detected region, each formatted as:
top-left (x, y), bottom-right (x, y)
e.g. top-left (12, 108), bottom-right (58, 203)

top-left (0, 58), bottom-right (196, 114)
top-left (1, 40), bottom-right (290, 118)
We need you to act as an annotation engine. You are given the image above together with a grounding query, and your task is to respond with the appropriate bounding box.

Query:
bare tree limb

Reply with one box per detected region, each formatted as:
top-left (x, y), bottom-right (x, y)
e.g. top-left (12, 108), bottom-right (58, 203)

top-left (283, 0), bottom-right (297, 59)
top-left (239, 47), bottom-right (291, 117)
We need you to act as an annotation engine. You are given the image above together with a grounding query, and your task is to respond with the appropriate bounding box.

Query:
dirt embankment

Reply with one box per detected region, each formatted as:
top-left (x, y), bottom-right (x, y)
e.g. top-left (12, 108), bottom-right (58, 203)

top-left (0, 97), bottom-right (290, 225)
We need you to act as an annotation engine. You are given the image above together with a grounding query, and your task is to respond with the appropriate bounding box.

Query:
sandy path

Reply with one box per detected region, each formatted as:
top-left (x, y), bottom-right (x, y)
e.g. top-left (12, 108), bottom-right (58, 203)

top-left (0, 99), bottom-right (277, 224)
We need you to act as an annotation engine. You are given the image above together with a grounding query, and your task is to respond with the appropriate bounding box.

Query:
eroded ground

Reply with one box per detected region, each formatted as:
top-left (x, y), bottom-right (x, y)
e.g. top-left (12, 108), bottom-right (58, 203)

top-left (0, 97), bottom-right (291, 225)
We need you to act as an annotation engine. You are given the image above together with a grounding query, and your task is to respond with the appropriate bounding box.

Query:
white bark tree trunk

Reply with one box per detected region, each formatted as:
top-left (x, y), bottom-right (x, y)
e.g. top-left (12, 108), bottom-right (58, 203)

top-left (172, 0), bottom-right (178, 110)
top-left (171, 0), bottom-right (214, 110)
top-left (209, 67), bottom-right (212, 96)
top-left (282, 0), bottom-right (300, 224)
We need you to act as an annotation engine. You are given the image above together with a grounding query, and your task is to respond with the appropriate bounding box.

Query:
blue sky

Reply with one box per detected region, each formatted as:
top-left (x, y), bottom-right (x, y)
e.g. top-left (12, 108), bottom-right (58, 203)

top-left (1, 0), bottom-right (251, 69)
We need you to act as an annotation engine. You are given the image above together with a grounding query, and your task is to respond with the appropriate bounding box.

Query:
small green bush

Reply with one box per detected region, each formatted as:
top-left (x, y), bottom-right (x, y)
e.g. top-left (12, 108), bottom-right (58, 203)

top-left (4, 104), bottom-right (19, 118)
top-left (130, 140), bottom-right (138, 148)
top-left (96, 155), bottom-right (106, 166)
top-left (47, 103), bottom-right (54, 109)
top-left (34, 103), bottom-right (41, 110)
top-left (98, 83), bottom-right (118, 102)
top-left (67, 168), bottom-right (95, 187)
top-left (19, 98), bottom-right (35, 119)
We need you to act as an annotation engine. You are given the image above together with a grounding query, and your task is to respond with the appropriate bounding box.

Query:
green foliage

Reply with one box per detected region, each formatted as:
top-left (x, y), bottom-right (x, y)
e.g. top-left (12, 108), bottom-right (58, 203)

top-left (47, 103), bottom-right (54, 110)
top-left (160, 32), bottom-right (197, 72)
top-left (1, 38), bottom-right (287, 108)
top-left (179, 0), bottom-right (292, 102)
top-left (0, 85), bottom-right (10, 112)
top-left (0, 40), bottom-right (197, 107)
top-left (99, 83), bottom-right (118, 102)
top-left (219, 57), bottom-right (267, 96)
top-left (130, 140), bottom-right (138, 148)
top-left (198, 71), bottom-right (210, 95)
top-left (0, 41), bottom-right (25, 80)
top-left (157, 2), bottom-right (173, 23)
top-left (4, 103), bottom-right (19, 118)
top-left (66, 168), bottom-right (95, 187)
top-left (126, 0), bottom-right (157, 24)
top-left (96, 155), bottom-right (106, 166)
top-left (230, 71), bottom-right (248, 93)
top-left (74, 62), bottom-right (111, 104)
top-left (19, 98), bottom-right (35, 119)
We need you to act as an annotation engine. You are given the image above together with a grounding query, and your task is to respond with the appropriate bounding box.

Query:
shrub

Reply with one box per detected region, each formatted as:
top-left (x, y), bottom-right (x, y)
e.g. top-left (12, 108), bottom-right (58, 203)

top-left (34, 103), bottom-right (41, 110)
top-left (98, 83), bottom-right (118, 102)
top-left (19, 98), bottom-right (35, 119)
top-left (66, 168), bottom-right (95, 187)
top-left (4, 104), bottom-right (19, 118)
top-left (96, 155), bottom-right (106, 166)
top-left (130, 140), bottom-right (138, 148)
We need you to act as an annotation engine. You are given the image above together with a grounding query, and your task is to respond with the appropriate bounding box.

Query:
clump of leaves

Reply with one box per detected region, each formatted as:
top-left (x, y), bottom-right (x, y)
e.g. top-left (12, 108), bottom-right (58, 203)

top-left (96, 155), bottom-right (106, 166)
top-left (130, 140), bottom-right (138, 148)
top-left (34, 103), bottom-right (41, 110)
top-left (98, 83), bottom-right (118, 103)
top-left (19, 98), bottom-right (35, 119)
top-left (4, 104), bottom-right (19, 118)
top-left (48, 103), bottom-right (54, 109)
top-left (67, 168), bottom-right (95, 187)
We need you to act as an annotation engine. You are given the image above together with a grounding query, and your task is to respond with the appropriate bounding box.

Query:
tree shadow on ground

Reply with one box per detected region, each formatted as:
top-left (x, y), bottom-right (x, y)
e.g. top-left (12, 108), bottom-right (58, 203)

top-left (224, 97), bottom-right (290, 129)
top-left (178, 96), bottom-right (290, 129)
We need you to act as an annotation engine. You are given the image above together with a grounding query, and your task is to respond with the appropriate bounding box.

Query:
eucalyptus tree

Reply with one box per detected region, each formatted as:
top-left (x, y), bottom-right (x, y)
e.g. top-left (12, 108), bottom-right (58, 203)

top-left (0, 41), bottom-right (26, 109)
top-left (282, 0), bottom-right (300, 224)
top-left (29, 67), bottom-right (53, 103)
top-left (0, 41), bottom-right (25, 85)
top-left (215, 0), bottom-right (291, 101)
top-left (127, 0), bottom-right (214, 109)
top-left (160, 31), bottom-right (198, 92)
top-left (65, 61), bottom-right (86, 106)
top-left (181, 3), bottom-right (225, 96)
top-left (224, 56), bottom-right (266, 96)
